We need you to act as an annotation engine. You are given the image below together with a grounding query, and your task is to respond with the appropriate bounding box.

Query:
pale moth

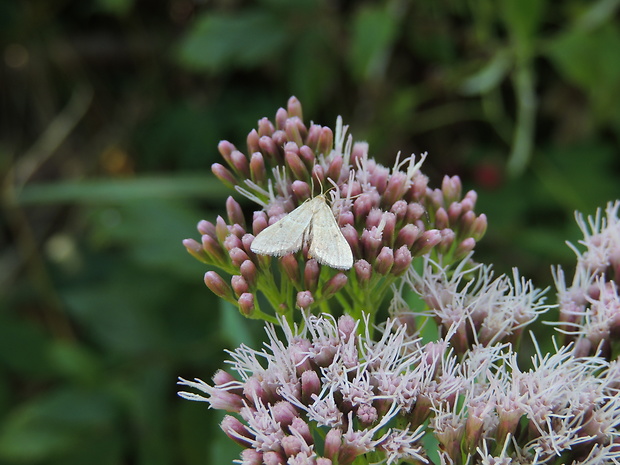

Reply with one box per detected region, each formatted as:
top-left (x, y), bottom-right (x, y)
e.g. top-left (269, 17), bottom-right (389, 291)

top-left (250, 194), bottom-right (354, 270)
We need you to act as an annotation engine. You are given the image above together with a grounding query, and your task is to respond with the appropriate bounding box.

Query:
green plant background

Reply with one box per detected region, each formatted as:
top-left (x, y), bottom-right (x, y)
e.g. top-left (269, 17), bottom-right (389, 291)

top-left (2, 0), bottom-right (619, 463)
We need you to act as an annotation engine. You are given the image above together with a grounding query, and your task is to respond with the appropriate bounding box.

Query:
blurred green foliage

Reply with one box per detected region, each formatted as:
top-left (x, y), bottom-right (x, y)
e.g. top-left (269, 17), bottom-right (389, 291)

top-left (1, 0), bottom-right (619, 463)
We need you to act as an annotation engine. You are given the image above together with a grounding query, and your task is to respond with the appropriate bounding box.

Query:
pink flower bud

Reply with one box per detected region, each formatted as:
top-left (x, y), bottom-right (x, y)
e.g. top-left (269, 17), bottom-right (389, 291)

top-left (299, 145), bottom-right (316, 167)
top-left (221, 415), bottom-right (253, 447)
top-left (323, 428), bottom-right (342, 461)
top-left (296, 290), bottom-right (314, 309)
top-left (312, 164), bottom-right (325, 187)
top-left (322, 273), bottom-right (348, 299)
top-left (395, 224), bottom-right (419, 249)
top-left (240, 449), bottom-right (262, 465)
top-left (375, 247), bottom-right (394, 275)
top-left (240, 260), bottom-right (258, 288)
top-left (305, 124), bottom-right (321, 151)
top-left (287, 95), bottom-right (303, 119)
top-left (263, 450), bottom-right (285, 465)
top-left (285, 150), bottom-right (309, 180)
top-left (271, 131), bottom-right (287, 159)
top-left (455, 238), bottom-right (476, 259)
top-left (447, 202), bottom-right (463, 225)
top-left (472, 214), bottom-right (487, 241)
top-left (383, 171), bottom-right (409, 206)
top-left (437, 228), bottom-right (455, 255)
top-left (223, 234), bottom-right (243, 251)
top-left (353, 194), bottom-right (374, 221)
top-left (231, 275), bottom-right (249, 297)
top-left (354, 259), bottom-right (372, 284)
top-left (317, 127), bottom-right (333, 156)
top-left (272, 401), bottom-right (299, 428)
top-left (183, 238), bottom-right (208, 263)
top-left (291, 180), bottom-right (311, 201)
top-left (361, 228), bottom-right (382, 261)
top-left (238, 293), bottom-right (255, 316)
top-left (285, 117), bottom-right (305, 146)
top-left (230, 150), bottom-right (250, 178)
top-left (326, 154), bottom-right (343, 184)
top-left (442, 175), bottom-right (462, 204)
top-left (215, 216), bottom-right (228, 243)
top-left (282, 254), bottom-right (301, 283)
top-left (204, 271), bottom-right (234, 300)
top-left (201, 234), bottom-right (226, 263)
top-left (281, 436), bottom-right (303, 457)
top-left (392, 245), bottom-right (412, 275)
top-left (252, 211), bottom-right (269, 236)
top-left (229, 247), bottom-right (250, 267)
top-left (247, 129), bottom-right (261, 156)
top-left (435, 207), bottom-right (449, 230)
top-left (391, 200), bottom-right (408, 222)
top-left (304, 259), bottom-right (320, 292)
top-left (197, 219), bottom-right (216, 238)
top-left (338, 315), bottom-right (357, 342)
top-left (350, 142), bottom-right (368, 167)
top-left (212, 163), bottom-right (237, 188)
top-left (406, 202), bottom-right (425, 223)
top-left (257, 117), bottom-right (275, 137)
top-left (259, 135), bottom-right (281, 163)
top-left (217, 140), bottom-right (236, 165)
top-left (290, 417), bottom-right (313, 446)
top-left (275, 107), bottom-right (288, 130)
top-left (381, 212), bottom-right (397, 245)
top-left (341, 224), bottom-right (359, 256)
top-left (250, 152), bottom-right (266, 184)
top-left (411, 229), bottom-right (442, 256)
top-left (338, 210), bottom-right (355, 227)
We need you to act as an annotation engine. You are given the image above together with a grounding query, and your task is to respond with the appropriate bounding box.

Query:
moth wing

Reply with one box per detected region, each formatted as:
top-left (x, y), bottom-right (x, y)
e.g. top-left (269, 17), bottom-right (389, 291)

top-left (250, 200), bottom-right (314, 256)
top-left (308, 199), bottom-right (354, 270)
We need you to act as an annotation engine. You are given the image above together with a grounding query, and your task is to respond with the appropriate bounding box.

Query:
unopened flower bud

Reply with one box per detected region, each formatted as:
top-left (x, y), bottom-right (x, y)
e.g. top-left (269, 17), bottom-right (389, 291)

top-left (312, 164), bottom-right (325, 187)
top-left (447, 202), bottom-right (463, 225)
top-left (305, 124), bottom-right (321, 151)
top-left (406, 202), bottom-right (425, 223)
top-left (435, 207), bottom-right (449, 230)
top-left (437, 229), bottom-right (455, 255)
top-left (223, 234), bottom-right (243, 251)
top-left (271, 131), bottom-right (287, 158)
top-left (361, 228), bottom-right (383, 261)
top-left (240, 449), bottom-right (262, 465)
top-left (204, 271), bottom-right (234, 300)
top-left (392, 245), bottom-right (413, 275)
top-left (442, 175), bottom-right (462, 204)
top-left (272, 401), bottom-right (299, 428)
top-left (281, 254), bottom-right (300, 283)
top-left (290, 417), bottom-right (313, 446)
top-left (229, 247), bottom-right (250, 267)
top-left (471, 214), bottom-right (487, 241)
top-left (291, 180), bottom-right (311, 202)
top-left (263, 450), bottom-right (285, 465)
top-left (396, 224), bottom-right (419, 249)
top-left (238, 293), bottom-right (255, 316)
top-left (287, 95), bottom-right (303, 119)
top-left (455, 238), bottom-right (476, 259)
top-left (384, 172), bottom-right (409, 206)
top-left (411, 229), bottom-right (442, 256)
top-left (391, 200), bottom-right (408, 222)
top-left (299, 145), bottom-right (316, 167)
top-left (353, 194), bottom-right (374, 221)
top-left (259, 135), bottom-right (280, 163)
top-left (381, 212), bottom-right (397, 245)
top-left (257, 117), bottom-right (275, 137)
top-left (296, 290), bottom-right (314, 309)
top-left (304, 259), bottom-right (320, 292)
top-left (183, 238), bottom-right (208, 263)
top-left (365, 208), bottom-right (383, 229)
top-left (347, 143), bottom-right (366, 171)
top-left (338, 210), bottom-right (355, 227)
top-left (212, 163), bottom-right (237, 188)
top-left (322, 273), bottom-right (348, 299)
top-left (354, 259), bottom-right (372, 284)
top-left (239, 260), bottom-right (258, 288)
top-left (338, 315), bottom-right (357, 342)
top-left (197, 219), bottom-right (217, 238)
top-left (281, 436), bottom-right (303, 457)
top-left (459, 210), bottom-right (477, 236)
top-left (231, 275), bottom-right (249, 297)
top-left (326, 154), bottom-right (343, 184)
top-left (323, 428), bottom-right (342, 461)
top-left (250, 152), bottom-right (267, 184)
top-left (285, 117), bottom-right (305, 146)
top-left (275, 107), bottom-right (288, 130)
top-left (341, 224), bottom-right (359, 256)
top-left (202, 234), bottom-right (226, 263)
top-left (285, 150), bottom-right (309, 180)
top-left (375, 247), bottom-right (394, 275)
top-left (217, 140), bottom-right (236, 165)
top-left (230, 150), bottom-right (250, 178)
top-left (247, 129), bottom-right (261, 156)
top-left (317, 127), bottom-right (333, 156)
top-left (221, 415), bottom-right (253, 447)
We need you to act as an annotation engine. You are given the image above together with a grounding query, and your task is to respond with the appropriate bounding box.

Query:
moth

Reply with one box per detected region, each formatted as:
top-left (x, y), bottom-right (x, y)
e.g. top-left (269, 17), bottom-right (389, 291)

top-left (250, 194), bottom-right (354, 270)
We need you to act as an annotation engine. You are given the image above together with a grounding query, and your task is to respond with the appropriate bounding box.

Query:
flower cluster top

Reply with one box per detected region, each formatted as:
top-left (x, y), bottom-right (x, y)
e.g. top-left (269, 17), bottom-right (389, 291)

top-left (183, 96), bottom-right (487, 325)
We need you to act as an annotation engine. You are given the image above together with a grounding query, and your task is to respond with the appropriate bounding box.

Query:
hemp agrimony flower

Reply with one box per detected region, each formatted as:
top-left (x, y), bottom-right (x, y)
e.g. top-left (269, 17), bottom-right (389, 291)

top-left (183, 97), bottom-right (487, 325)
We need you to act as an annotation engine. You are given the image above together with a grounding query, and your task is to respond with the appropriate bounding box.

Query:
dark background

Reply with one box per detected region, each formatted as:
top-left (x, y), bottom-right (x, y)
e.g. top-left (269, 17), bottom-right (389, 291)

top-left (2, 0), bottom-right (619, 463)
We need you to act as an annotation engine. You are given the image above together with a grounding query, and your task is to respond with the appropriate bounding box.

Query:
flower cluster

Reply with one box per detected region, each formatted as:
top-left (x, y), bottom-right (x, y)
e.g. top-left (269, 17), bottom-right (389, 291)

top-left (183, 97), bottom-right (487, 324)
top-left (179, 311), bottom-right (620, 465)
top-left (553, 201), bottom-right (620, 358)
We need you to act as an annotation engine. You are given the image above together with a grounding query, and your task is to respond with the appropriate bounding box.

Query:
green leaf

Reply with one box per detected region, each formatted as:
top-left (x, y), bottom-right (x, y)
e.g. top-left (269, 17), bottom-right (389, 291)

top-left (0, 388), bottom-right (118, 461)
top-left (348, 4), bottom-right (399, 81)
top-left (176, 10), bottom-right (289, 72)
